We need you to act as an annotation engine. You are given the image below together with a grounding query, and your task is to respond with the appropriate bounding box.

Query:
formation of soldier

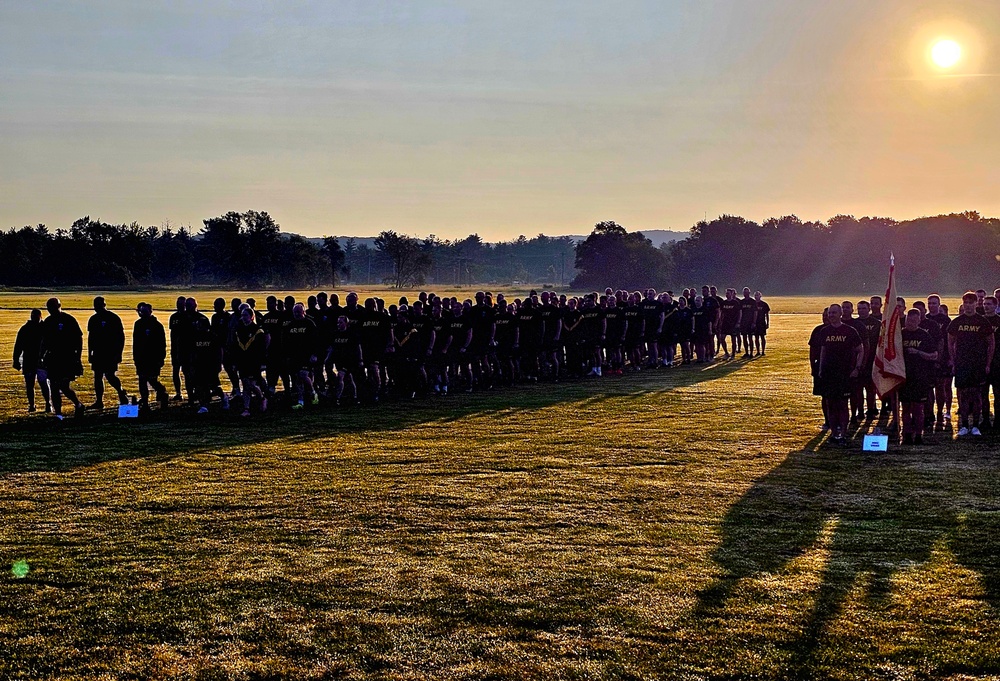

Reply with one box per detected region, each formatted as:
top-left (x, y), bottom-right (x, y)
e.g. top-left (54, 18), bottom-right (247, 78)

top-left (11, 286), bottom-right (770, 418)
top-left (810, 289), bottom-right (1000, 446)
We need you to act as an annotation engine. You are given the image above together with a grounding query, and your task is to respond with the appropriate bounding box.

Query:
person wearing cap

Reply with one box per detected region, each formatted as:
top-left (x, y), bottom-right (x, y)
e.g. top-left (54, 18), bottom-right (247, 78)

top-left (87, 296), bottom-right (129, 410)
top-left (39, 297), bottom-right (86, 418)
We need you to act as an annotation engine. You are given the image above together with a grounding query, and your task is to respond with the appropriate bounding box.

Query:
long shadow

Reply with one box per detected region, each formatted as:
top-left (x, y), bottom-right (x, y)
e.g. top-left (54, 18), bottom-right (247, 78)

top-left (696, 441), bottom-right (1000, 673)
top-left (0, 359), bottom-right (748, 475)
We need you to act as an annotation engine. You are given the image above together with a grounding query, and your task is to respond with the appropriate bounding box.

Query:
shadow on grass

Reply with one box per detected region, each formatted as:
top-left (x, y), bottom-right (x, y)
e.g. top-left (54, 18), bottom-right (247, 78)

top-left (696, 438), bottom-right (1000, 674)
top-left (0, 358), bottom-right (749, 475)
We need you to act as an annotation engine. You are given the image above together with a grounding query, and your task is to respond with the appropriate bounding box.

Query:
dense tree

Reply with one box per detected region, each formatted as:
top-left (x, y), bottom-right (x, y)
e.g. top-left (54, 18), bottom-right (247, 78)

top-left (322, 237), bottom-right (350, 287)
top-left (571, 221), bottom-right (669, 290)
top-left (375, 230), bottom-right (432, 288)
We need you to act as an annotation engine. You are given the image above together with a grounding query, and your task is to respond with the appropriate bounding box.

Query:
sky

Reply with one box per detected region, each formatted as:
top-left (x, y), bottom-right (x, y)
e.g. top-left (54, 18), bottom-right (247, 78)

top-left (2, 0), bottom-right (999, 241)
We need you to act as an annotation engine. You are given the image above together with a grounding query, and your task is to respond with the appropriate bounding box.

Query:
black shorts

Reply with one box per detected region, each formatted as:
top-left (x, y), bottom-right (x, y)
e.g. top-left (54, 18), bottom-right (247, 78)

top-left (135, 363), bottom-right (162, 378)
top-left (898, 378), bottom-right (929, 403)
top-left (720, 324), bottom-right (738, 337)
top-left (740, 325), bottom-right (755, 336)
top-left (755, 324), bottom-right (768, 336)
top-left (90, 360), bottom-right (118, 374)
top-left (955, 364), bottom-right (986, 390)
top-left (821, 374), bottom-right (852, 399)
top-left (363, 346), bottom-right (385, 365)
top-left (812, 374), bottom-right (825, 396)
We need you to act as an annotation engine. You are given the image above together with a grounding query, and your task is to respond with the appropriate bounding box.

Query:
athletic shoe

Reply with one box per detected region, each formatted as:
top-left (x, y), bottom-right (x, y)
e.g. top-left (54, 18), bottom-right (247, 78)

top-left (944, 414), bottom-right (951, 422)
top-left (743, 353), bottom-right (751, 359)
top-left (54, 414), bottom-right (65, 421)
top-left (311, 395), bottom-right (320, 406)
top-left (28, 405), bottom-right (36, 413)
top-left (171, 394), bottom-right (184, 402)
top-left (197, 406), bottom-right (209, 415)
top-left (722, 353), bottom-right (731, 360)
top-left (292, 402), bottom-right (304, 410)
top-left (241, 409), bottom-right (251, 417)
top-left (221, 395), bottom-right (230, 410)
top-left (972, 427), bottom-right (982, 436)
top-left (958, 427), bottom-right (970, 437)
top-left (595, 367), bottom-right (602, 377)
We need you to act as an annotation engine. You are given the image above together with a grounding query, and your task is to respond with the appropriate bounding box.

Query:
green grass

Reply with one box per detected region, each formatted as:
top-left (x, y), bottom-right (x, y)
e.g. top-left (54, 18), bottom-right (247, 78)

top-left (1, 296), bottom-right (1000, 679)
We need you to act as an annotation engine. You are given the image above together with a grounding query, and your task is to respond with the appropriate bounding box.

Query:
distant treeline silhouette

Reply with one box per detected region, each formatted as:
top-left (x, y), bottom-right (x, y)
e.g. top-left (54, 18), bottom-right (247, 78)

top-left (1, 210), bottom-right (996, 292)
top-left (576, 212), bottom-right (1000, 294)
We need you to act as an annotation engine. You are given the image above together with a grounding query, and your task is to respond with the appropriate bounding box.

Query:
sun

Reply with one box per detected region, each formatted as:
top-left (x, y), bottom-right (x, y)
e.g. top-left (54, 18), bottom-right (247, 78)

top-left (931, 39), bottom-right (962, 68)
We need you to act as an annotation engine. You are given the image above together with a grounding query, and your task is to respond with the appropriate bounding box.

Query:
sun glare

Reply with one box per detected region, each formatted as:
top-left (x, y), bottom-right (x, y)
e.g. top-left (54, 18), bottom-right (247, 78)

top-left (931, 39), bottom-right (962, 68)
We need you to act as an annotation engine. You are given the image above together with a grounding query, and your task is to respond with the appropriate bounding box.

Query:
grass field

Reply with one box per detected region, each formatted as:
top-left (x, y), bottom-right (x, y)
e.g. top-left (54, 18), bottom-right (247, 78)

top-left (2, 292), bottom-right (999, 680)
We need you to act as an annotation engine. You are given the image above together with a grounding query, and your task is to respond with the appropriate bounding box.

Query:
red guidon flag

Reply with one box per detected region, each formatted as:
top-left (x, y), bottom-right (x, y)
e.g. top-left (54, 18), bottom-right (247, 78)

top-left (873, 254), bottom-right (905, 397)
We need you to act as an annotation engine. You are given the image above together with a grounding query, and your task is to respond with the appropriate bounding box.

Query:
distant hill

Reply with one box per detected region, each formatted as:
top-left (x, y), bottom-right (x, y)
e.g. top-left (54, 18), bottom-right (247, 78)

top-left (306, 229), bottom-right (689, 249)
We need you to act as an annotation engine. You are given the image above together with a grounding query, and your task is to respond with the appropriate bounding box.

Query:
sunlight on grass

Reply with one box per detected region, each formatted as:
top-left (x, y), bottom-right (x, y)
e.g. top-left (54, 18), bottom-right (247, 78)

top-left (1, 297), bottom-right (999, 678)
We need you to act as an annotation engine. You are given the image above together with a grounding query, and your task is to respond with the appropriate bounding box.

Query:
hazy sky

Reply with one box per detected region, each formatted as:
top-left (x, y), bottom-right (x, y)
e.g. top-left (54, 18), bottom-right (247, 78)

top-left (2, 0), bottom-right (999, 240)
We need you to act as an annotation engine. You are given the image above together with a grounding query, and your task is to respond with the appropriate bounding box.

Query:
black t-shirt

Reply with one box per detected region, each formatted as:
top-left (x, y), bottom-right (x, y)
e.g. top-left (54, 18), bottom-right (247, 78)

top-left (578, 307), bottom-right (606, 341)
top-left (709, 295), bottom-right (725, 318)
top-left (494, 311), bottom-right (517, 348)
top-left (430, 315), bottom-right (451, 352)
top-left (191, 316), bottom-right (219, 373)
top-left (604, 307), bottom-right (625, 340)
top-left (517, 307), bottom-right (544, 347)
top-left (948, 314), bottom-right (992, 369)
top-left (233, 322), bottom-right (266, 370)
top-left (329, 326), bottom-right (362, 365)
top-left (447, 314), bottom-right (474, 352)
top-left (169, 310), bottom-right (193, 354)
top-left (901, 327), bottom-right (935, 390)
top-left (538, 304), bottom-right (561, 341)
top-left (210, 311), bottom-right (232, 350)
top-left (856, 315), bottom-right (881, 361)
top-left (739, 298), bottom-right (758, 328)
top-left (671, 307), bottom-right (693, 337)
top-left (815, 323), bottom-right (862, 378)
top-left (638, 299), bottom-right (663, 334)
top-left (720, 299), bottom-right (741, 329)
top-left (623, 306), bottom-right (643, 339)
top-left (260, 311), bottom-right (285, 354)
top-left (755, 300), bottom-right (771, 329)
top-left (926, 311), bottom-right (950, 362)
top-left (284, 317), bottom-right (319, 363)
top-left (13, 321), bottom-right (43, 371)
top-left (692, 307), bottom-right (712, 337)
top-left (560, 309), bottom-right (583, 343)
top-left (41, 311), bottom-right (83, 364)
top-left (133, 316), bottom-right (166, 369)
top-left (360, 312), bottom-right (393, 351)
top-left (410, 315), bottom-right (434, 356)
top-left (470, 304), bottom-right (498, 345)
top-left (88, 309), bottom-right (126, 362)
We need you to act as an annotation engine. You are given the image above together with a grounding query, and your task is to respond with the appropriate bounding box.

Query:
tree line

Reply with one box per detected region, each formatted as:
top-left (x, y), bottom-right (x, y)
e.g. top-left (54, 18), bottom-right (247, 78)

top-left (0, 212), bottom-right (576, 289)
top-left (572, 212), bottom-right (1000, 294)
top-left (2, 210), bottom-right (997, 292)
